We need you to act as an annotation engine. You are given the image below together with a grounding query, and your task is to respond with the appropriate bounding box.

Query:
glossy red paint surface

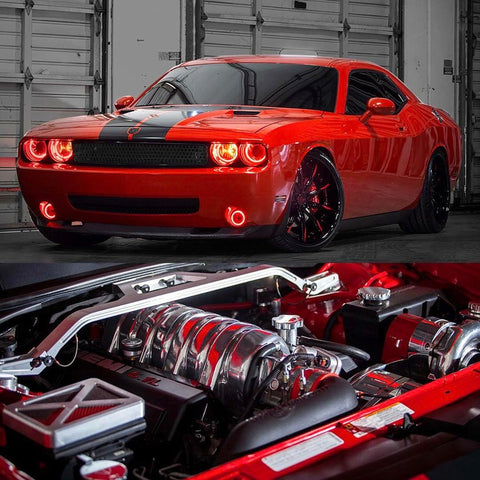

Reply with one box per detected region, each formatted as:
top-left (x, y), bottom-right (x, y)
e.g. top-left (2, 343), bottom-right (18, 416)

top-left (16, 56), bottom-right (462, 237)
top-left (382, 313), bottom-right (424, 363)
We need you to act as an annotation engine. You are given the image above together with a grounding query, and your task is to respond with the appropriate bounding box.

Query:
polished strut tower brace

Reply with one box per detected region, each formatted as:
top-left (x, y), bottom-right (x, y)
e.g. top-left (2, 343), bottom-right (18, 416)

top-left (0, 265), bottom-right (339, 377)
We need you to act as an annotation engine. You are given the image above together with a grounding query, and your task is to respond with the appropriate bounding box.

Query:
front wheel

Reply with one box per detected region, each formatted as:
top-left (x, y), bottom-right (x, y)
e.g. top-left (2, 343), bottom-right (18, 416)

top-left (270, 152), bottom-right (344, 253)
top-left (399, 153), bottom-right (450, 234)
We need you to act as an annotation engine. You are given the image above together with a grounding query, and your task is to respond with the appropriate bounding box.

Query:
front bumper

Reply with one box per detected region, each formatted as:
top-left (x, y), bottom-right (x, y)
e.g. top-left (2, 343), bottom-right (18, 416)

top-left (32, 219), bottom-right (278, 240)
top-left (17, 160), bottom-right (292, 232)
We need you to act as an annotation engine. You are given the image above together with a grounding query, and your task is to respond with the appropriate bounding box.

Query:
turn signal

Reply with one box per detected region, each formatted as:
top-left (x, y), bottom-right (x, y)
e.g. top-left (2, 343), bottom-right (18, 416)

top-left (225, 206), bottom-right (246, 227)
top-left (210, 143), bottom-right (239, 166)
top-left (23, 139), bottom-right (48, 162)
top-left (240, 143), bottom-right (267, 166)
top-left (48, 139), bottom-right (73, 163)
top-left (39, 201), bottom-right (56, 220)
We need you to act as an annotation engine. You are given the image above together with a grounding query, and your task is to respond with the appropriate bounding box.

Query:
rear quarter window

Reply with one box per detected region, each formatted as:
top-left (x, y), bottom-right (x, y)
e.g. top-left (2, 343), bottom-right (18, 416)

top-left (346, 69), bottom-right (407, 115)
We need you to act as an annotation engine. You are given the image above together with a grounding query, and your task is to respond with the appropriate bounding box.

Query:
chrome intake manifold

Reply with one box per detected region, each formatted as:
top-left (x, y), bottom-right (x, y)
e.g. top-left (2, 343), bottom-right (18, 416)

top-left (106, 303), bottom-right (290, 412)
top-left (103, 303), bottom-right (343, 414)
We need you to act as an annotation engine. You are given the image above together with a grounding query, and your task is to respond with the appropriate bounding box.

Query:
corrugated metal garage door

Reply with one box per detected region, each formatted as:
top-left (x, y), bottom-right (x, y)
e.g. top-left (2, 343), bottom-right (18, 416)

top-left (0, 0), bottom-right (103, 227)
top-left (469, 0), bottom-right (480, 202)
top-left (197, 0), bottom-right (400, 72)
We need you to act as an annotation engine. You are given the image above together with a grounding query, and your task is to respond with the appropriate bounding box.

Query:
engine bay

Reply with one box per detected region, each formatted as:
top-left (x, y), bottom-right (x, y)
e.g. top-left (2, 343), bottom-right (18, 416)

top-left (0, 263), bottom-right (479, 479)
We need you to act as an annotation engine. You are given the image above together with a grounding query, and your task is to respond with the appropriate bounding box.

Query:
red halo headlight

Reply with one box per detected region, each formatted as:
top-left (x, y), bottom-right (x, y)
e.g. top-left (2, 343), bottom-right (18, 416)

top-left (48, 139), bottom-right (74, 163)
top-left (23, 139), bottom-right (47, 162)
top-left (239, 143), bottom-right (267, 166)
top-left (210, 143), bottom-right (239, 166)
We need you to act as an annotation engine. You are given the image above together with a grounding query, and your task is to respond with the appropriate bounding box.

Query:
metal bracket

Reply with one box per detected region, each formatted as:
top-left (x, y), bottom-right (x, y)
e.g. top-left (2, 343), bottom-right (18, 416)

top-left (197, 7), bottom-right (207, 44)
top-left (256, 11), bottom-right (265, 30)
top-left (24, 67), bottom-right (34, 89)
top-left (94, 0), bottom-right (104, 36)
top-left (303, 272), bottom-right (341, 296)
top-left (25, 0), bottom-right (34, 15)
top-left (93, 70), bottom-right (103, 91)
top-left (94, 0), bottom-right (104, 13)
top-left (392, 22), bottom-right (401, 38)
top-left (0, 265), bottom-right (312, 376)
top-left (343, 18), bottom-right (351, 36)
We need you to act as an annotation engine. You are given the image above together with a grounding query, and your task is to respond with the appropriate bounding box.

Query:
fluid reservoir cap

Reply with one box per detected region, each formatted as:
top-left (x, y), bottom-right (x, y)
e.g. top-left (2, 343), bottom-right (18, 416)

top-left (80, 460), bottom-right (127, 480)
top-left (357, 287), bottom-right (391, 305)
top-left (121, 337), bottom-right (143, 358)
top-left (272, 315), bottom-right (304, 330)
top-left (468, 301), bottom-right (480, 318)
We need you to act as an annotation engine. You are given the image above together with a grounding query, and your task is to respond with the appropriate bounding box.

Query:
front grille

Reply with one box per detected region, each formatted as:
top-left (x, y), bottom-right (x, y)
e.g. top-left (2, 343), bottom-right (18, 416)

top-left (69, 195), bottom-right (199, 214)
top-left (73, 141), bottom-right (209, 168)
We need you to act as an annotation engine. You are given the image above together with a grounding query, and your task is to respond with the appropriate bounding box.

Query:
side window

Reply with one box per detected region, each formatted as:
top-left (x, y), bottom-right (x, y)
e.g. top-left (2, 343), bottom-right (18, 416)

top-left (346, 70), bottom-right (407, 115)
top-left (346, 71), bottom-right (384, 115)
top-left (375, 72), bottom-right (407, 112)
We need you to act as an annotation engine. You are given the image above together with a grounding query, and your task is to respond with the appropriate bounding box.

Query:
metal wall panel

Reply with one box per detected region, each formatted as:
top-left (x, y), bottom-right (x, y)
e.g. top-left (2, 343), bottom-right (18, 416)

top-left (0, 0), bottom-right (104, 227)
top-left (109, 0), bottom-right (181, 106)
top-left (0, 7), bottom-right (21, 75)
top-left (199, 0), bottom-right (399, 73)
top-left (31, 84), bottom-right (92, 126)
top-left (32, 10), bottom-right (93, 77)
top-left (0, 84), bottom-right (21, 158)
top-left (348, 32), bottom-right (391, 67)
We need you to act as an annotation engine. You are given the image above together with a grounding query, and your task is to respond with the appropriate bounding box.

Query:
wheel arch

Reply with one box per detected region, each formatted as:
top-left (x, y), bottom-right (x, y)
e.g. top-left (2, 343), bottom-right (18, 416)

top-left (270, 148), bottom-right (344, 252)
top-left (430, 146), bottom-right (450, 180)
top-left (302, 145), bottom-right (336, 166)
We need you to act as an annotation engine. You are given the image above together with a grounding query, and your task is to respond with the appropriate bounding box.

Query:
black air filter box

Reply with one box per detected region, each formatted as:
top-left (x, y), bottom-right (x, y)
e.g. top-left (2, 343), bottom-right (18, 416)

top-left (341, 285), bottom-right (445, 362)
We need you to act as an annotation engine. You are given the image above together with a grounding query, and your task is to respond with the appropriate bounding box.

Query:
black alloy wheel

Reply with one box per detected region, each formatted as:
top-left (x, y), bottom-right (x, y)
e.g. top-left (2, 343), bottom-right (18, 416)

top-left (399, 153), bottom-right (450, 234)
top-left (271, 152), bottom-right (344, 252)
top-left (429, 159), bottom-right (450, 227)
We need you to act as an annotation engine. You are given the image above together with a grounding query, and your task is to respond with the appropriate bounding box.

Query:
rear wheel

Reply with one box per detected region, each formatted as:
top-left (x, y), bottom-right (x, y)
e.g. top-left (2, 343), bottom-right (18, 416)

top-left (270, 152), bottom-right (344, 252)
top-left (399, 152), bottom-right (450, 234)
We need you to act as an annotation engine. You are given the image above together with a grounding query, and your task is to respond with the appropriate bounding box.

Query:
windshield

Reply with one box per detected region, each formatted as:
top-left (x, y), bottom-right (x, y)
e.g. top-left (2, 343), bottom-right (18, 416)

top-left (136, 62), bottom-right (338, 112)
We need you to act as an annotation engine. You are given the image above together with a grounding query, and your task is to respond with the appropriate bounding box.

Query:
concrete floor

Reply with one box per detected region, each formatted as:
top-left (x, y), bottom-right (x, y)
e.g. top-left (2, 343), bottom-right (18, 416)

top-left (0, 212), bottom-right (478, 267)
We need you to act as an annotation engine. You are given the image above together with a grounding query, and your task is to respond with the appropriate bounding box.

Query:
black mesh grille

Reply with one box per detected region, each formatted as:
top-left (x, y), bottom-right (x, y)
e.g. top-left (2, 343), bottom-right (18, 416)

top-left (69, 195), bottom-right (199, 214)
top-left (73, 141), bottom-right (209, 168)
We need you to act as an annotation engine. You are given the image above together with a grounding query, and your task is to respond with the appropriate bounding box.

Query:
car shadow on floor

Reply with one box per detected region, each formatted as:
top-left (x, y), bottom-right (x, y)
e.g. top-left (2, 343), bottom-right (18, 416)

top-left (36, 225), bottom-right (412, 266)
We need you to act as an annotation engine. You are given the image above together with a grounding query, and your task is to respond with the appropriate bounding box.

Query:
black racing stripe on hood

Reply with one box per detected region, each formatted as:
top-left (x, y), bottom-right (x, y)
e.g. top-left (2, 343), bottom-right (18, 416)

top-left (98, 106), bottom-right (226, 141)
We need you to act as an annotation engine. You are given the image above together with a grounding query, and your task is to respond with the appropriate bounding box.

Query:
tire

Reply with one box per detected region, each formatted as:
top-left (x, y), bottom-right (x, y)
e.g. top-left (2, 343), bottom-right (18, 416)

top-left (31, 214), bottom-right (109, 246)
top-left (270, 151), bottom-right (344, 253)
top-left (399, 152), bottom-right (450, 234)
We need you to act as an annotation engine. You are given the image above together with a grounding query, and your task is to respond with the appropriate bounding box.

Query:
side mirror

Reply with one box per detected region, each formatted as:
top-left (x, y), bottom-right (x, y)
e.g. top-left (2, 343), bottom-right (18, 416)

top-left (360, 97), bottom-right (396, 123)
top-left (114, 95), bottom-right (135, 111)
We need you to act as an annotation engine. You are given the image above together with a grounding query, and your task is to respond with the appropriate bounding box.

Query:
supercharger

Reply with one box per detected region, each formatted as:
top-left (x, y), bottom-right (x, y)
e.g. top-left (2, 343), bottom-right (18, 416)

top-left (102, 303), bottom-right (342, 413)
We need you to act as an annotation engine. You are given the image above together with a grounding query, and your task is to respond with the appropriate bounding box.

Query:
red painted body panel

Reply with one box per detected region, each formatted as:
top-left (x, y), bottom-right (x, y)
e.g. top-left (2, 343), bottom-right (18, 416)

top-left (16, 56), bottom-right (462, 239)
top-left (17, 156), bottom-right (287, 228)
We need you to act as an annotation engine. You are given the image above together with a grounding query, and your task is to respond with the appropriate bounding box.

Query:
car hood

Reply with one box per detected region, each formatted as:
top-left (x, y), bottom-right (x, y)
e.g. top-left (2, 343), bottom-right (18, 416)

top-left (24, 105), bottom-right (323, 141)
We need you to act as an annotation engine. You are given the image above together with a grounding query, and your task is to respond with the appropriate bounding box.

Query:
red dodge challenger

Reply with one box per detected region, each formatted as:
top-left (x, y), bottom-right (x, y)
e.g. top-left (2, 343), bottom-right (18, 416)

top-left (17, 56), bottom-right (462, 251)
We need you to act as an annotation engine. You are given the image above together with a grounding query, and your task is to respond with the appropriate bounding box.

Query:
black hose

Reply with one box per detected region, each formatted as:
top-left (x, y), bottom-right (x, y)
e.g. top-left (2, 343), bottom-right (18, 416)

top-left (242, 343), bottom-right (280, 400)
top-left (323, 310), bottom-right (340, 340)
top-left (299, 336), bottom-right (370, 363)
